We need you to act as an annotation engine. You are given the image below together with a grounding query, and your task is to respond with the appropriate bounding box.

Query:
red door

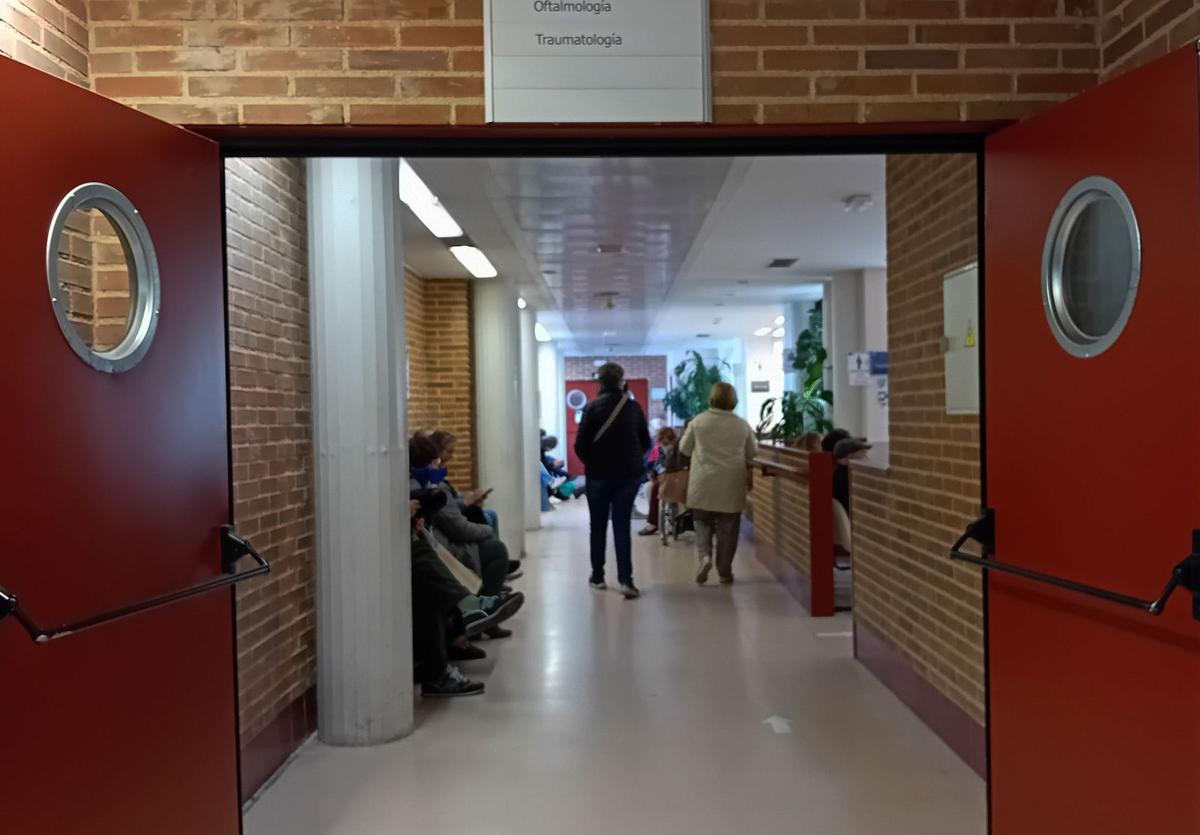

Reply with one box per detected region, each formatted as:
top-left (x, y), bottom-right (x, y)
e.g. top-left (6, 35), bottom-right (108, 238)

top-left (985, 46), bottom-right (1200, 832)
top-left (0, 59), bottom-right (239, 832)
top-left (564, 378), bottom-right (650, 474)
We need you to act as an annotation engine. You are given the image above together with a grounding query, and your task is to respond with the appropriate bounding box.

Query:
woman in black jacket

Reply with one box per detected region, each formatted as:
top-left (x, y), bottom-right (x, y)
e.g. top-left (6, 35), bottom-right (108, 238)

top-left (574, 362), bottom-right (651, 598)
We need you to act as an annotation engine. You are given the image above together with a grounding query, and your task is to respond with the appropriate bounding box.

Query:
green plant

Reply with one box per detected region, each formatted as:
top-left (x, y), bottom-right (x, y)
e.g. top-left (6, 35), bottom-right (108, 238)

top-left (664, 350), bottom-right (728, 424)
top-left (756, 302), bottom-right (833, 440)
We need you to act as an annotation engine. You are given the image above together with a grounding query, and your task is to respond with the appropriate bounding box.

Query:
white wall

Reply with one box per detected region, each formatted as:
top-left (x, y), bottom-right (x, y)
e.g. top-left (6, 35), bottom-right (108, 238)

top-left (744, 334), bottom-right (785, 430)
top-left (829, 270), bottom-right (865, 437)
top-left (537, 341), bottom-right (565, 458)
top-left (862, 267), bottom-right (888, 442)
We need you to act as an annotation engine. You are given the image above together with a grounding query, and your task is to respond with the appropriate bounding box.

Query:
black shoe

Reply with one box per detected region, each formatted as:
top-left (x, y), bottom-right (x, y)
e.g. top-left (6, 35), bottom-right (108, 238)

top-left (619, 582), bottom-right (641, 599)
top-left (508, 560), bottom-right (521, 573)
top-left (422, 666), bottom-right (485, 697)
top-left (589, 578), bottom-right (607, 590)
top-left (463, 592), bottom-right (525, 637)
top-left (482, 625), bottom-right (513, 640)
top-left (448, 642), bottom-right (487, 661)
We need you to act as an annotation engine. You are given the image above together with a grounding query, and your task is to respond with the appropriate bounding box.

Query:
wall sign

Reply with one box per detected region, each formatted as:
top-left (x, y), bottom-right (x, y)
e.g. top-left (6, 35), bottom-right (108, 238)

top-left (484, 0), bottom-right (710, 123)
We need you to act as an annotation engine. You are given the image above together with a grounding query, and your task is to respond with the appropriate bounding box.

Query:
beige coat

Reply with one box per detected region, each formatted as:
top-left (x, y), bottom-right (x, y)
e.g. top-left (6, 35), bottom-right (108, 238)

top-left (679, 409), bottom-right (758, 514)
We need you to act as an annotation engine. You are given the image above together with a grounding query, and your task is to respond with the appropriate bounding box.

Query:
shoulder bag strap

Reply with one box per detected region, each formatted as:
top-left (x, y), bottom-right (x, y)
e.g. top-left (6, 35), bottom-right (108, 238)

top-left (592, 394), bottom-right (628, 443)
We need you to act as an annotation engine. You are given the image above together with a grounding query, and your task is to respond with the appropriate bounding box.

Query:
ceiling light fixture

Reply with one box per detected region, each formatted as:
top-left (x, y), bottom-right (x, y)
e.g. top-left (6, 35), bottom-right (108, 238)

top-left (772, 327), bottom-right (785, 338)
top-left (534, 322), bottom-right (552, 342)
top-left (843, 193), bottom-right (875, 213)
top-left (595, 243), bottom-right (624, 255)
top-left (450, 245), bottom-right (498, 279)
top-left (774, 315), bottom-right (785, 326)
top-left (517, 297), bottom-right (527, 310)
top-left (398, 160), bottom-right (463, 238)
top-left (753, 327), bottom-right (773, 337)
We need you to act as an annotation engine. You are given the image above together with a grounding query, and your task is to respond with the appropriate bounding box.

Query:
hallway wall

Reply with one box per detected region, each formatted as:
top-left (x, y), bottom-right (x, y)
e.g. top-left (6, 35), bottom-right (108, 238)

top-left (852, 152), bottom-right (985, 774)
top-left (0, 0), bottom-right (88, 85)
top-left (404, 269), bottom-right (476, 489)
top-left (226, 158), bottom-right (320, 796)
top-left (1102, 0), bottom-right (1200, 79)
top-left (77, 0), bottom-right (1109, 126)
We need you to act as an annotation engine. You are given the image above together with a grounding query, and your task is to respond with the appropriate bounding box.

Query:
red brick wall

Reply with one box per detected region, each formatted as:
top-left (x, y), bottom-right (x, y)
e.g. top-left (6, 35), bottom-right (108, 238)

top-left (1101, 0), bottom-right (1200, 78)
top-left (405, 269), bottom-right (476, 488)
top-left (0, 0), bottom-right (88, 85)
top-left (80, 0), bottom-right (1107, 125)
top-left (564, 354), bottom-right (668, 422)
top-left (225, 158), bottom-right (317, 749)
top-left (751, 453), bottom-right (813, 582)
top-left (853, 153), bottom-right (985, 724)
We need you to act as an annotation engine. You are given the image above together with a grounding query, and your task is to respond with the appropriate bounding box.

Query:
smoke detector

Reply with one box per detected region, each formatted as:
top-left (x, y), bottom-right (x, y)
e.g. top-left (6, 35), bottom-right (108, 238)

top-left (843, 194), bottom-right (875, 213)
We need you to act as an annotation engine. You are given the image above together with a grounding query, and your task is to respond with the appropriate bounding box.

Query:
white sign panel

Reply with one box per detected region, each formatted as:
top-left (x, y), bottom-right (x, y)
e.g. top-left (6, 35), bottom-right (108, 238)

top-left (485, 0), bottom-right (710, 123)
top-left (847, 352), bottom-right (870, 387)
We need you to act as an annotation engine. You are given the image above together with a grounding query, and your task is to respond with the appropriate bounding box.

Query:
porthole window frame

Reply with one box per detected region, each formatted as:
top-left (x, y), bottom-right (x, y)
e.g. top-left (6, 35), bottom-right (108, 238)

top-left (1041, 175), bottom-right (1141, 359)
top-left (46, 182), bottom-right (161, 374)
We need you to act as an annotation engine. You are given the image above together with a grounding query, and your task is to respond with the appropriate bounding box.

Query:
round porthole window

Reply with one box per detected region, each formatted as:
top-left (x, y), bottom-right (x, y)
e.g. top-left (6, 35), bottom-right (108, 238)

top-left (1042, 176), bottom-right (1141, 358)
top-left (47, 183), bottom-right (160, 373)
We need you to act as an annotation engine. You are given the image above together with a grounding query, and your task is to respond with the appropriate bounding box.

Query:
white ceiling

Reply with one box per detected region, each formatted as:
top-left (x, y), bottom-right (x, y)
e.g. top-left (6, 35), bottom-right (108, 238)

top-left (403, 154), bottom-right (886, 354)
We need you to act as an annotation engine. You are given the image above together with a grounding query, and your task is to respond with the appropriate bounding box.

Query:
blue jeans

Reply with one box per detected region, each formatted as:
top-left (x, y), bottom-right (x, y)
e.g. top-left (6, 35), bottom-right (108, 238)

top-left (585, 476), bottom-right (639, 585)
top-left (482, 508), bottom-right (499, 535)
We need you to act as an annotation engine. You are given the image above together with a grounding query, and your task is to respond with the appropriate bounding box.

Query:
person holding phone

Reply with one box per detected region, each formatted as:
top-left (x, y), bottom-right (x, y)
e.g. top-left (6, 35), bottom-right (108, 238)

top-left (429, 430), bottom-right (515, 575)
top-left (574, 362), bottom-right (651, 598)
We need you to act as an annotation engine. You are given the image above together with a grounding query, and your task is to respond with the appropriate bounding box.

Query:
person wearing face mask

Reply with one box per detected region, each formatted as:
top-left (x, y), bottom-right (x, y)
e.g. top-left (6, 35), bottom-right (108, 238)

top-left (410, 433), bottom-right (523, 640)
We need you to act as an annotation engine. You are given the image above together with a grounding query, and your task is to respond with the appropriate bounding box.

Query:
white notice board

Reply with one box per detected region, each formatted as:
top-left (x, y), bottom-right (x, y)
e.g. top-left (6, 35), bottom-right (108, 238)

top-left (943, 263), bottom-right (979, 415)
top-left (484, 0), bottom-right (710, 123)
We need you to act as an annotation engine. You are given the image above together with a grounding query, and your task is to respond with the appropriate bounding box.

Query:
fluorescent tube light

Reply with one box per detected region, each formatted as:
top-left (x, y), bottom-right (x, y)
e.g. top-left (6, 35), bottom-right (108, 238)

top-left (772, 327), bottom-right (785, 338)
top-left (398, 160), bottom-right (463, 238)
top-left (450, 245), bottom-right (498, 279)
top-left (753, 327), bottom-right (773, 337)
top-left (535, 322), bottom-right (552, 342)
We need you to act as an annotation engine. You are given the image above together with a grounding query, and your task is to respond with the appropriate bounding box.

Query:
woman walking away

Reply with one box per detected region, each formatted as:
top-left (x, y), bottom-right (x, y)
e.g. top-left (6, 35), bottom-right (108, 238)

top-left (679, 382), bottom-right (758, 586)
top-left (574, 362), bottom-right (651, 599)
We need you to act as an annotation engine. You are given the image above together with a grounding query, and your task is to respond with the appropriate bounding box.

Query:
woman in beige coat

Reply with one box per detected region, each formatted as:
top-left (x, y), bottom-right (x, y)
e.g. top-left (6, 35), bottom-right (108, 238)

top-left (679, 382), bottom-right (758, 585)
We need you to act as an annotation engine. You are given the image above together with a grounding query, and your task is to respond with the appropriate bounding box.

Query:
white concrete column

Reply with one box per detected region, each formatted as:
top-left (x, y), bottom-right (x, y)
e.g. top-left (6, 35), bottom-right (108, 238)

top-left (473, 281), bottom-right (526, 556)
top-left (829, 270), bottom-right (865, 437)
top-left (537, 342), bottom-right (564, 456)
top-left (519, 307), bottom-right (541, 532)
top-left (308, 158), bottom-right (412, 746)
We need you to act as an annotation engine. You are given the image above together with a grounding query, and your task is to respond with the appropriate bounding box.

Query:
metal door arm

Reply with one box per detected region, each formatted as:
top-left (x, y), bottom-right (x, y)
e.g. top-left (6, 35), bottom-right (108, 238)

top-left (0, 526), bottom-right (269, 643)
top-left (949, 509), bottom-right (1200, 621)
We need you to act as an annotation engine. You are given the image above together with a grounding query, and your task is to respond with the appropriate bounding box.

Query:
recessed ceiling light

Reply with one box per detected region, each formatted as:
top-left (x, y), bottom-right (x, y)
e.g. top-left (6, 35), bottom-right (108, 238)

top-left (449, 245), bottom-right (498, 279)
top-left (596, 243), bottom-right (624, 255)
top-left (767, 258), bottom-right (798, 269)
top-left (753, 327), bottom-right (773, 337)
top-left (774, 315), bottom-right (785, 326)
top-left (517, 297), bottom-right (527, 310)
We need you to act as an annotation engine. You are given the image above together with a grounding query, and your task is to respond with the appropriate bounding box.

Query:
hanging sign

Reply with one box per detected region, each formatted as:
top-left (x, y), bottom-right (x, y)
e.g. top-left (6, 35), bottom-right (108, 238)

top-left (484, 0), bottom-right (711, 123)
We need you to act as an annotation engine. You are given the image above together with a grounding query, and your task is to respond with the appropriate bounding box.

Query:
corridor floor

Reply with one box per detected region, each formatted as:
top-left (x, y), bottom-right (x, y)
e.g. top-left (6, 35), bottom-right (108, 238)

top-left (246, 502), bottom-right (986, 835)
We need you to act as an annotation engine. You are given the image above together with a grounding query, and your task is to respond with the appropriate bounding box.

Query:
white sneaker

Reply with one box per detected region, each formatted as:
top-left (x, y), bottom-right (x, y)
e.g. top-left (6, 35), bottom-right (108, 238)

top-left (696, 556), bottom-right (713, 585)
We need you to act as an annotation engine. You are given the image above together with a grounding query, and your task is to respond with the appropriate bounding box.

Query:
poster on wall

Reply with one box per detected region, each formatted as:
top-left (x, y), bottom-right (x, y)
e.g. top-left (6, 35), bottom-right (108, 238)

top-left (848, 352), bottom-right (870, 386)
top-left (484, 0), bottom-right (711, 123)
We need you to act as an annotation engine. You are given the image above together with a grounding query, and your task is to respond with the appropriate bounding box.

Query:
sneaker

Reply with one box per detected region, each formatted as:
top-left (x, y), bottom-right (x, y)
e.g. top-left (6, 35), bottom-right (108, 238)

top-left (507, 568), bottom-right (524, 580)
top-left (589, 578), bottom-right (607, 590)
top-left (463, 592), bottom-right (526, 637)
top-left (638, 525), bottom-right (658, 536)
top-left (482, 625), bottom-right (512, 640)
top-left (448, 642), bottom-right (487, 661)
top-left (619, 582), bottom-right (641, 599)
top-left (549, 476), bottom-right (568, 491)
top-left (719, 575), bottom-right (734, 585)
top-left (507, 560), bottom-right (522, 574)
top-left (696, 556), bottom-right (713, 585)
top-left (422, 666), bottom-right (485, 698)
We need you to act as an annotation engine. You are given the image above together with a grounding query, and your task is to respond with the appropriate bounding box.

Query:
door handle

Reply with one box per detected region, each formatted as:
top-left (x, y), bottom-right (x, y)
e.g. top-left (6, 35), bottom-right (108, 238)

top-left (949, 509), bottom-right (1200, 621)
top-left (0, 525), bottom-right (270, 643)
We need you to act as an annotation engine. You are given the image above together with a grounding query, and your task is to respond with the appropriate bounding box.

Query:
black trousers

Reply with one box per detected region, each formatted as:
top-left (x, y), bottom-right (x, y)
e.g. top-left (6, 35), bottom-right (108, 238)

top-left (412, 535), bottom-right (468, 682)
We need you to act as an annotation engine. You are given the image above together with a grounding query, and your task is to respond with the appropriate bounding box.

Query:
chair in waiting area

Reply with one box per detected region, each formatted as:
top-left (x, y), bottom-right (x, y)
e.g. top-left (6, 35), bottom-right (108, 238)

top-left (833, 501), bottom-right (853, 571)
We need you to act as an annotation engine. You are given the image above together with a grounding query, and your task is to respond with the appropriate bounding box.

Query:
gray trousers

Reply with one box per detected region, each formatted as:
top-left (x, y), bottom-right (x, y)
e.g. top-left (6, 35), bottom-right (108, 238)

top-left (693, 509), bottom-right (742, 579)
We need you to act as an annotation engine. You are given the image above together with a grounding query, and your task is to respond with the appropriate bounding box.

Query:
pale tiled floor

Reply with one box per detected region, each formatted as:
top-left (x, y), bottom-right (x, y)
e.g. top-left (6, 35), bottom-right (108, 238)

top-left (246, 502), bottom-right (985, 835)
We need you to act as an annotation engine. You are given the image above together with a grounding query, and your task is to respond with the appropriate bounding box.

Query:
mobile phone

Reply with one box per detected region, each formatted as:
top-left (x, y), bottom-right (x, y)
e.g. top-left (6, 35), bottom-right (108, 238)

top-left (480, 487), bottom-right (494, 499)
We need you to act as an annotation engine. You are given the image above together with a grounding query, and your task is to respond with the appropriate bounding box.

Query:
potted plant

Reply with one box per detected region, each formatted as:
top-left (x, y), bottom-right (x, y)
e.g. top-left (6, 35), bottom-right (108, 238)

top-left (756, 302), bottom-right (833, 443)
top-left (664, 350), bottom-right (728, 425)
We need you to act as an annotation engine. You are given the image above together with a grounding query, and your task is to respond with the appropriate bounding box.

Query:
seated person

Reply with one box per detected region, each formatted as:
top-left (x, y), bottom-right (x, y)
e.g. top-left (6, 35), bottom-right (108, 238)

top-left (428, 430), bottom-right (499, 533)
top-left (832, 438), bottom-right (872, 516)
top-left (411, 434), bottom-right (522, 639)
top-left (639, 427), bottom-right (679, 536)
top-left (541, 434), bottom-right (583, 500)
top-left (409, 494), bottom-right (522, 696)
top-left (821, 428), bottom-right (852, 453)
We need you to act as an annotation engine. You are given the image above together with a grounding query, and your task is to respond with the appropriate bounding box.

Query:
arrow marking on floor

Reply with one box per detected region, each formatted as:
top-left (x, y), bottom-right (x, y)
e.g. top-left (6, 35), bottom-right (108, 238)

top-left (763, 715), bottom-right (793, 734)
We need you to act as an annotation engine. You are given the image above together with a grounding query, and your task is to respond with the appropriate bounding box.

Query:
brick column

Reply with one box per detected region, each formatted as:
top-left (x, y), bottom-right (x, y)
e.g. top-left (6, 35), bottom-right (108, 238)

top-left (308, 157), bottom-right (412, 746)
top-left (473, 280), bottom-right (526, 556)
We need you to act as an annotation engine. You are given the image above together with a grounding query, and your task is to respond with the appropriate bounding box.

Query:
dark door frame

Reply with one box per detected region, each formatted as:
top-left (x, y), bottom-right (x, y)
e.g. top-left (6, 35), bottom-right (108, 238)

top-left (210, 119), bottom-right (995, 832)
